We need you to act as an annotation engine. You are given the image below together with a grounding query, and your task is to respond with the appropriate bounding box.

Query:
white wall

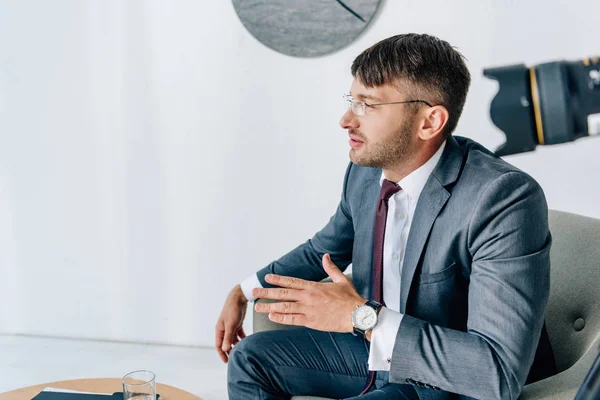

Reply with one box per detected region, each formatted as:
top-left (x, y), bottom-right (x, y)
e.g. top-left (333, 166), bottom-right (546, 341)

top-left (1, 0), bottom-right (599, 348)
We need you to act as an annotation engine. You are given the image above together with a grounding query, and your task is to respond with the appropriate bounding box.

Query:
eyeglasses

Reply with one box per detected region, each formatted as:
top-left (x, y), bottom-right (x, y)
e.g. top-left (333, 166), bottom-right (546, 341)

top-left (343, 94), bottom-right (434, 116)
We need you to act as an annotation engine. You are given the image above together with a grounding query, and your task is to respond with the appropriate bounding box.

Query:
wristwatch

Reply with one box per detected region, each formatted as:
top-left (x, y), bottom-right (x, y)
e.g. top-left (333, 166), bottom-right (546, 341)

top-left (352, 300), bottom-right (383, 337)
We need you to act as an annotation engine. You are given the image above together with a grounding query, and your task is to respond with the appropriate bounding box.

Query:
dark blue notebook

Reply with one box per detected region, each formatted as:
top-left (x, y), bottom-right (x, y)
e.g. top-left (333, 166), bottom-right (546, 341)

top-left (31, 393), bottom-right (121, 400)
top-left (32, 392), bottom-right (160, 400)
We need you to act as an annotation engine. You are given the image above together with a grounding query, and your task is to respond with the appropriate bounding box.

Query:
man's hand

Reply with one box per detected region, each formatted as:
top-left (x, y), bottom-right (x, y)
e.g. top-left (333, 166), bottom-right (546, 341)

top-left (215, 284), bottom-right (248, 363)
top-left (253, 254), bottom-right (366, 333)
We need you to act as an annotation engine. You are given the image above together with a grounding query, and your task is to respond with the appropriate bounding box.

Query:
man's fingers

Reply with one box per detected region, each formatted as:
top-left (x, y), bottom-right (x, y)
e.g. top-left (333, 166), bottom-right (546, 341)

top-left (322, 253), bottom-right (347, 283)
top-left (268, 312), bottom-right (307, 326)
top-left (252, 287), bottom-right (302, 301)
top-left (222, 326), bottom-right (232, 353)
top-left (215, 325), bottom-right (228, 363)
top-left (215, 324), bottom-right (224, 348)
top-left (255, 301), bottom-right (305, 314)
top-left (264, 274), bottom-right (310, 289)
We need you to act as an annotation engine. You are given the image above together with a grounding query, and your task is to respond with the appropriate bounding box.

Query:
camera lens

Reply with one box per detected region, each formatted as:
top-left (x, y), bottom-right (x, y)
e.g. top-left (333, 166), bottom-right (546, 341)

top-left (484, 57), bottom-right (600, 156)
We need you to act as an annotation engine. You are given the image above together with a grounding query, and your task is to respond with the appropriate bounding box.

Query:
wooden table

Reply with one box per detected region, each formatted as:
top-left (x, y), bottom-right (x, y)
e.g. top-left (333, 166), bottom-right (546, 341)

top-left (0, 378), bottom-right (202, 400)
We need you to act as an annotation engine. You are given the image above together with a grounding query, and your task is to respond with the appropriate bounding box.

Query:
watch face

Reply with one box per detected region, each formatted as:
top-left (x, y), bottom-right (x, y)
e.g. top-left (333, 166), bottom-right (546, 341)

top-left (353, 305), bottom-right (377, 330)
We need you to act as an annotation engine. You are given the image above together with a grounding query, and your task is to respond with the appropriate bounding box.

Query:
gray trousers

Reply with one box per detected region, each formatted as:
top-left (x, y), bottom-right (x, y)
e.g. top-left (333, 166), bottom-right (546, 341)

top-left (227, 327), bottom-right (419, 399)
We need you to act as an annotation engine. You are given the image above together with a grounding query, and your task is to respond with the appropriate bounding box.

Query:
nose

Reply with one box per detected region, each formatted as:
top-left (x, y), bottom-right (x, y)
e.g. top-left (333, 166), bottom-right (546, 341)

top-left (339, 108), bottom-right (359, 130)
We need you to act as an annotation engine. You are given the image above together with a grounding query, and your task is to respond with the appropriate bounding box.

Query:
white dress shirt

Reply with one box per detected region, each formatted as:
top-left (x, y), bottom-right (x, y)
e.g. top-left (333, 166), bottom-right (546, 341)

top-left (241, 140), bottom-right (447, 372)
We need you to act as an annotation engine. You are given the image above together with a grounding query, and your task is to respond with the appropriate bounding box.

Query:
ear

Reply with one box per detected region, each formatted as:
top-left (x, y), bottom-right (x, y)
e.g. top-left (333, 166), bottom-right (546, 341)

top-left (417, 105), bottom-right (449, 141)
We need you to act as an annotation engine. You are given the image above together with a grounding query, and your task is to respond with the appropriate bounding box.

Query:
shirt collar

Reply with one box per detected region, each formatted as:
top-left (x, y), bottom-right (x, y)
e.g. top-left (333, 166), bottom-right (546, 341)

top-left (379, 140), bottom-right (446, 202)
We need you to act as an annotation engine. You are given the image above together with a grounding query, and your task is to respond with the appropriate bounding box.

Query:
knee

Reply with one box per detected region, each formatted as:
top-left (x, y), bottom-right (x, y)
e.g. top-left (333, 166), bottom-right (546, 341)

top-left (228, 331), bottom-right (269, 374)
top-left (227, 335), bottom-right (248, 371)
top-left (227, 331), bottom-right (275, 393)
top-left (228, 332), bottom-right (284, 398)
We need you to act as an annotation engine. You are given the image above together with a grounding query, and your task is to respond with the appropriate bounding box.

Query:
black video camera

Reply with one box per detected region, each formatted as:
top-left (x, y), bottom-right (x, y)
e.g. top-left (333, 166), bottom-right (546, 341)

top-left (484, 57), bottom-right (600, 156)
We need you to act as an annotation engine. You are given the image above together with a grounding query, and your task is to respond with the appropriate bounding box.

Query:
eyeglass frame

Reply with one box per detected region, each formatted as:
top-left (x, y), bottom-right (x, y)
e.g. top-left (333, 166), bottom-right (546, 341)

top-left (343, 94), bottom-right (434, 116)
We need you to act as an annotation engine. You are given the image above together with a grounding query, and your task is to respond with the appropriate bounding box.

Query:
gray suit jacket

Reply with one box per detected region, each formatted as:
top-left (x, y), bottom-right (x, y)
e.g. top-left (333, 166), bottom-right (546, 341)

top-left (256, 136), bottom-right (554, 399)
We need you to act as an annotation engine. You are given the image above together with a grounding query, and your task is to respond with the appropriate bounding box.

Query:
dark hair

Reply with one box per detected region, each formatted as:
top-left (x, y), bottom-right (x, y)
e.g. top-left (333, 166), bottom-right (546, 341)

top-left (351, 33), bottom-right (471, 137)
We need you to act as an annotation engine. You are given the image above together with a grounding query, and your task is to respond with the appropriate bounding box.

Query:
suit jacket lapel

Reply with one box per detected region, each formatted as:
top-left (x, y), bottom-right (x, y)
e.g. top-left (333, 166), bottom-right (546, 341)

top-left (399, 136), bottom-right (465, 313)
top-left (399, 179), bottom-right (450, 313)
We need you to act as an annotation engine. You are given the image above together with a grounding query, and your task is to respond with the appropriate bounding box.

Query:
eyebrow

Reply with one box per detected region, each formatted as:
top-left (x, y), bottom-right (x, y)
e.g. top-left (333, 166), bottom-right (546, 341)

top-left (350, 92), bottom-right (383, 102)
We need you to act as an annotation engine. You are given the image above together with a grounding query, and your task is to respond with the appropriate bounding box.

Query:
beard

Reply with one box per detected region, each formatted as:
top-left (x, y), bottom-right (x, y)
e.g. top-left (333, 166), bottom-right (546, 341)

top-left (349, 118), bottom-right (415, 169)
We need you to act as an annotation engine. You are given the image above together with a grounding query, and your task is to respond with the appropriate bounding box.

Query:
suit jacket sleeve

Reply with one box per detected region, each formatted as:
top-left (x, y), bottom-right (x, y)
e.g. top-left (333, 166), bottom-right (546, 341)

top-left (389, 171), bottom-right (551, 400)
top-left (255, 162), bottom-right (355, 288)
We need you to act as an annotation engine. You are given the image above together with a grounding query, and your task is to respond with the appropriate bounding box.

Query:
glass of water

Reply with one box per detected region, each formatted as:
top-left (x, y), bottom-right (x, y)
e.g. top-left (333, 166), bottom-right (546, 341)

top-left (122, 370), bottom-right (156, 400)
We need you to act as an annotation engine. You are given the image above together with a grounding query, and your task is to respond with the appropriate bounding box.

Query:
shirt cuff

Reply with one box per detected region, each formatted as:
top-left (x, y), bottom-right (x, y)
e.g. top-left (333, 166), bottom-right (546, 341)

top-left (240, 273), bottom-right (263, 302)
top-left (367, 307), bottom-right (404, 371)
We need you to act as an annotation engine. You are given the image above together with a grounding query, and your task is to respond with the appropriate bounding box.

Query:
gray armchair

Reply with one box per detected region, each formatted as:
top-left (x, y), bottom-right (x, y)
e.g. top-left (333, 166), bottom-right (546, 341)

top-left (253, 210), bottom-right (600, 399)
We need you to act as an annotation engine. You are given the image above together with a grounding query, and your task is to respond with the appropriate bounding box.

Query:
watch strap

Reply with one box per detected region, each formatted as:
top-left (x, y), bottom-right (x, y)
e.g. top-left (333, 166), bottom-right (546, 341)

top-left (365, 299), bottom-right (383, 312)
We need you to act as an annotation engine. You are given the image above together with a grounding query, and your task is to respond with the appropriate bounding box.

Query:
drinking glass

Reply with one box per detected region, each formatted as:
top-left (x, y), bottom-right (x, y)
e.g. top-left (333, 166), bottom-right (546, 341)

top-left (122, 370), bottom-right (156, 400)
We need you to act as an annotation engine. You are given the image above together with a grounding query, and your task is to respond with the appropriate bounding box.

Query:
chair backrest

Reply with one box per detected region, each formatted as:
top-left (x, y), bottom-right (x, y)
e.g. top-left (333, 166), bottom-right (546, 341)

top-left (546, 210), bottom-right (600, 372)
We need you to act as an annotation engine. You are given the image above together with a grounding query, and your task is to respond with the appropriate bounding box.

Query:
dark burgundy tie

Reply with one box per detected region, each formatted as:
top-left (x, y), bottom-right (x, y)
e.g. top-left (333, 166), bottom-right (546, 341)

top-left (372, 179), bottom-right (401, 304)
top-left (361, 178), bottom-right (401, 395)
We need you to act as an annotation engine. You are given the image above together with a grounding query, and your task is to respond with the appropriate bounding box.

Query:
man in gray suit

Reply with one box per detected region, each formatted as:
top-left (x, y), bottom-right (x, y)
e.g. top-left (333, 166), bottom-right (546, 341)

top-left (216, 33), bottom-right (556, 399)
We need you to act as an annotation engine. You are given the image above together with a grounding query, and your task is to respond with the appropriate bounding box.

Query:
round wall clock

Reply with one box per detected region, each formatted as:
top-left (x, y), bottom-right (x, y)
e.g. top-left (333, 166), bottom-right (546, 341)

top-left (232, 0), bottom-right (382, 58)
